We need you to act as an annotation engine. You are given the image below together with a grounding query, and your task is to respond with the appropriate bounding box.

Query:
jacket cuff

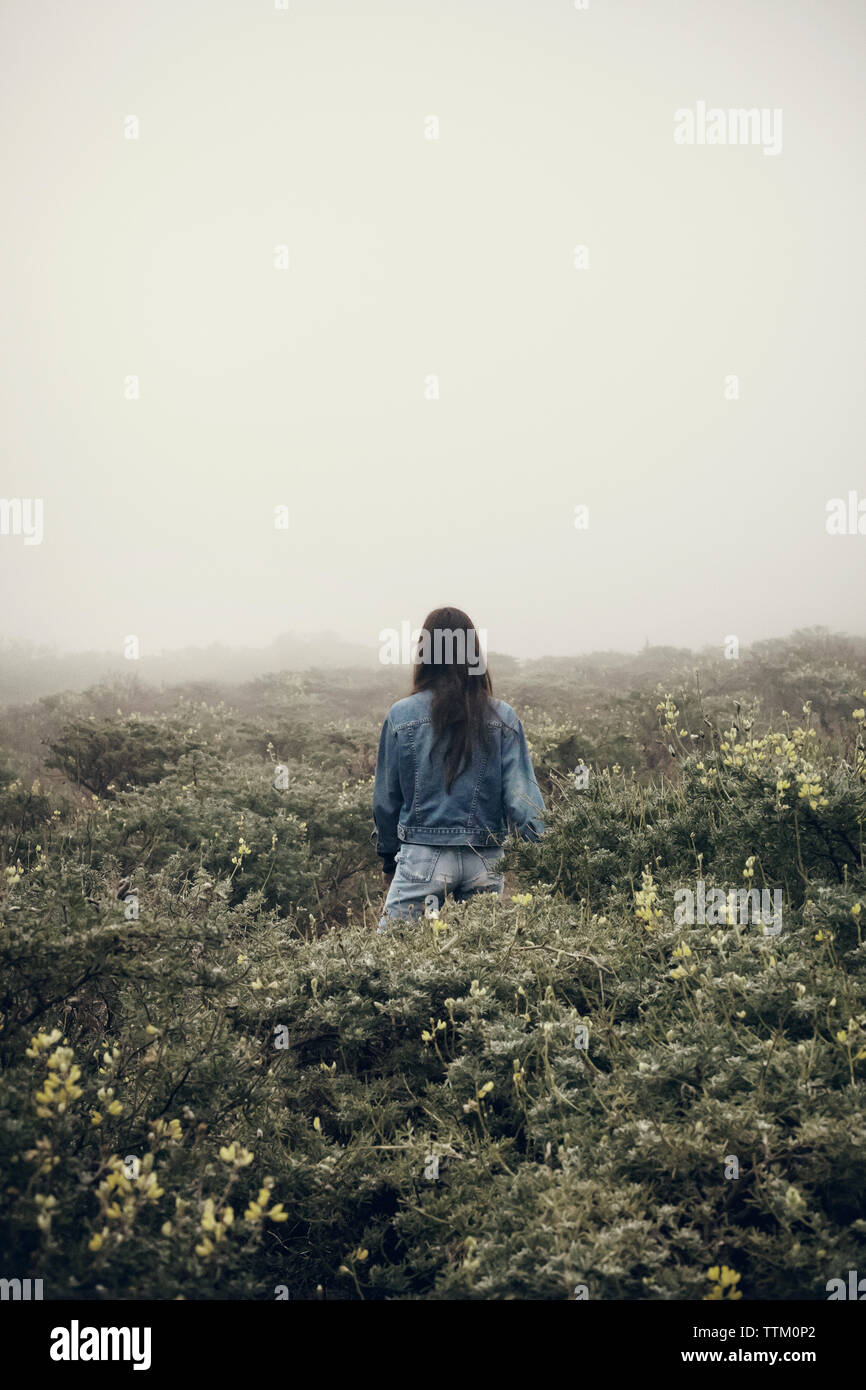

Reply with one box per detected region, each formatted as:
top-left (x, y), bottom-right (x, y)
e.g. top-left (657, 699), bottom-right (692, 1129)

top-left (380, 852), bottom-right (397, 876)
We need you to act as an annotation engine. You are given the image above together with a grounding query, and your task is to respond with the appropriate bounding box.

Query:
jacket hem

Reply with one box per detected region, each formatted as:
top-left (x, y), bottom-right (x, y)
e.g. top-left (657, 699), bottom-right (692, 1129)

top-left (397, 826), bottom-right (506, 847)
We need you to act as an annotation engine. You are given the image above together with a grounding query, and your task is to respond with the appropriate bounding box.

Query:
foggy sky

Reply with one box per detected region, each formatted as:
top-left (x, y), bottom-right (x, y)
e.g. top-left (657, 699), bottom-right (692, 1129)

top-left (1, 0), bottom-right (864, 663)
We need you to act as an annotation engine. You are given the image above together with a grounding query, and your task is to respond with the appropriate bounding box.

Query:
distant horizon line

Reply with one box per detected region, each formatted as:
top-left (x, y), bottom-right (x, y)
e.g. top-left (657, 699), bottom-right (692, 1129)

top-left (0, 624), bottom-right (863, 667)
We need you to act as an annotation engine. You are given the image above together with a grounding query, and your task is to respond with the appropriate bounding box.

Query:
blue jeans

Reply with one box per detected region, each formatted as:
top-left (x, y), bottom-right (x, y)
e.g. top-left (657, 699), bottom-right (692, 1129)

top-left (378, 843), bottom-right (505, 930)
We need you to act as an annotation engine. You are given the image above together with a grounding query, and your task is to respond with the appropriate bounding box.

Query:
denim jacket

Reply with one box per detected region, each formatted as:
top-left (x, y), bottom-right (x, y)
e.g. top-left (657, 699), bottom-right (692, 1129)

top-left (373, 690), bottom-right (546, 863)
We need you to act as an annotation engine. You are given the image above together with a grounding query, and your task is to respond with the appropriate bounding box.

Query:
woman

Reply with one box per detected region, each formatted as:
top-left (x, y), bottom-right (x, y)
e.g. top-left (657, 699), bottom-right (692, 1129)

top-left (373, 606), bottom-right (546, 929)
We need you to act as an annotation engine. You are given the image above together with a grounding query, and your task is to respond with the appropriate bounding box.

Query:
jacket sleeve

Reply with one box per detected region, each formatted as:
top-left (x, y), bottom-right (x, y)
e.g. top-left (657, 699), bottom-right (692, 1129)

top-left (372, 714), bottom-right (402, 866)
top-left (502, 717), bottom-right (546, 841)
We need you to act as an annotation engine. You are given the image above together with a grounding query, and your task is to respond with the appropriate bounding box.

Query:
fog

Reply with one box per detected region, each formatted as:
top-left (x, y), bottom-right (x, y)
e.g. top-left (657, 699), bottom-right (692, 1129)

top-left (1, 0), bottom-right (864, 665)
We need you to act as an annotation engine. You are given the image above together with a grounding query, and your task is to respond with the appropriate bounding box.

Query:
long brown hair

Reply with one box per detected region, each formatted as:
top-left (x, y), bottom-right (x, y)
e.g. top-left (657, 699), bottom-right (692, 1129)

top-left (411, 606), bottom-right (494, 792)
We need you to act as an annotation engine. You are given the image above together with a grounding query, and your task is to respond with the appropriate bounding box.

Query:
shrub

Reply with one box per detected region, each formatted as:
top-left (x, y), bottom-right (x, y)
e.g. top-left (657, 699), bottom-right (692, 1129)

top-left (1, 663), bottom-right (864, 1299)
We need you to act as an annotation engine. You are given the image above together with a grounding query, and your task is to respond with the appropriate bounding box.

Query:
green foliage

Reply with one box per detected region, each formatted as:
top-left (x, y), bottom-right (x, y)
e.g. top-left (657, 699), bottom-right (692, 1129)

top-left (513, 704), bottom-right (866, 915)
top-left (2, 867), bottom-right (864, 1299)
top-left (45, 716), bottom-right (191, 798)
top-left (0, 641), bottom-right (864, 1299)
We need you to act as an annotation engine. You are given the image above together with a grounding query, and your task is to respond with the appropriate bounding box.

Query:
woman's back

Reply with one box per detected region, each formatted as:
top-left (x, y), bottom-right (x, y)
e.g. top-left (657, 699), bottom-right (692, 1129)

top-left (374, 687), bottom-right (545, 851)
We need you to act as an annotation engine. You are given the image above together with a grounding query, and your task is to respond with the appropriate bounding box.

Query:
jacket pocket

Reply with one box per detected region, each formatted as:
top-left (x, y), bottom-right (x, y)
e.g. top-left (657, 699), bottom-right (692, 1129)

top-left (396, 845), bottom-right (442, 883)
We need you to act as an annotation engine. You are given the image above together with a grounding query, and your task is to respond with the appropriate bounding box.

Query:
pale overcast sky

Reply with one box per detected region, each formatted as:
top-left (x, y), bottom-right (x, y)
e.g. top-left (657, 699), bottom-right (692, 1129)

top-left (1, 0), bottom-right (864, 660)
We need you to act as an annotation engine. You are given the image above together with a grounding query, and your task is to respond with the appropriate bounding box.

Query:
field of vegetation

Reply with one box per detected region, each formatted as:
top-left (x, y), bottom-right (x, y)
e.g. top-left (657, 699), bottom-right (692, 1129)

top-left (1, 630), bottom-right (865, 1300)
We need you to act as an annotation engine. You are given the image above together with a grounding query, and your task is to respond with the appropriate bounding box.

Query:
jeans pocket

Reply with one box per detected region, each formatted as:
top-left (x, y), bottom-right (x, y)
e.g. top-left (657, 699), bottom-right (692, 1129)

top-left (481, 847), bottom-right (504, 875)
top-left (396, 845), bottom-right (442, 883)
top-left (463, 846), bottom-right (504, 888)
